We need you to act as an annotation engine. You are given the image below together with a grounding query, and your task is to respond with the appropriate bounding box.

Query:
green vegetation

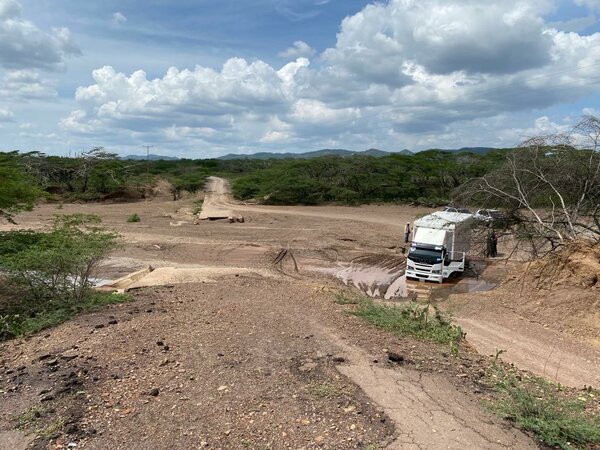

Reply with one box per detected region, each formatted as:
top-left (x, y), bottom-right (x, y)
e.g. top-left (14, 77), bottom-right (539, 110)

top-left (18, 149), bottom-right (220, 202)
top-left (2, 148), bottom-right (510, 207)
top-left (308, 382), bottom-right (343, 399)
top-left (231, 150), bottom-right (507, 205)
top-left (0, 292), bottom-right (130, 339)
top-left (127, 213), bottom-right (141, 223)
top-left (192, 199), bottom-right (204, 215)
top-left (351, 298), bottom-right (464, 345)
top-left (0, 152), bottom-right (42, 221)
top-left (16, 405), bottom-right (67, 439)
top-left (0, 214), bottom-right (123, 340)
top-left (333, 291), bottom-right (362, 305)
top-left (487, 367), bottom-right (600, 450)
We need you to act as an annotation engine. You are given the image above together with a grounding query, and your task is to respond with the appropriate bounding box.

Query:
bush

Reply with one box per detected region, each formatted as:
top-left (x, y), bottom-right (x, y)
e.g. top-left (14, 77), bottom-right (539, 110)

top-left (0, 214), bottom-right (119, 339)
top-left (127, 213), bottom-right (140, 223)
top-left (192, 200), bottom-right (203, 215)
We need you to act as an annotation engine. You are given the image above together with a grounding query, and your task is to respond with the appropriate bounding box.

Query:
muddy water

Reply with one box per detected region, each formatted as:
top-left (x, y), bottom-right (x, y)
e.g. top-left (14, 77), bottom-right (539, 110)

top-left (332, 255), bottom-right (416, 300)
top-left (312, 254), bottom-right (497, 301)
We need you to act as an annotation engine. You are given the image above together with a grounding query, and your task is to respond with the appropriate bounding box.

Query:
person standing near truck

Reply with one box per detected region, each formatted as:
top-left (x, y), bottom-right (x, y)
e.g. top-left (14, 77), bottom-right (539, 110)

top-left (491, 231), bottom-right (498, 257)
top-left (404, 222), bottom-right (411, 243)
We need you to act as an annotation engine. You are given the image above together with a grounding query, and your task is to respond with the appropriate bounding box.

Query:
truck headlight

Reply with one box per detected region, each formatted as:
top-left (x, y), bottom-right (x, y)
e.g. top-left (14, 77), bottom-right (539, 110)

top-left (431, 270), bottom-right (441, 274)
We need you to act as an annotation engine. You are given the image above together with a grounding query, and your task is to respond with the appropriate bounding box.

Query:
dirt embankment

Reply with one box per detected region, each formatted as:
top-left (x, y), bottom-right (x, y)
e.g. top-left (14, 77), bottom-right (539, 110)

top-left (506, 242), bottom-right (600, 342)
top-left (447, 242), bottom-right (600, 388)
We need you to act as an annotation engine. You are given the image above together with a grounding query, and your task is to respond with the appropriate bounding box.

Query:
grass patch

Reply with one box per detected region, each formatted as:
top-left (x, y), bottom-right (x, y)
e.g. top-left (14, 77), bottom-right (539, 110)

top-left (192, 199), bottom-right (203, 215)
top-left (308, 382), bottom-right (343, 399)
top-left (351, 299), bottom-right (464, 345)
top-left (15, 406), bottom-right (45, 431)
top-left (15, 405), bottom-right (65, 438)
top-left (1, 292), bottom-right (131, 339)
top-left (333, 291), bottom-right (362, 305)
top-left (487, 367), bottom-right (600, 450)
top-left (126, 213), bottom-right (140, 223)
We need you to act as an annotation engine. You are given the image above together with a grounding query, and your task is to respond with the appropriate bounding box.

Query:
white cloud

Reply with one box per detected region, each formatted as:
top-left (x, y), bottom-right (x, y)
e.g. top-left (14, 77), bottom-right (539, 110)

top-left (0, 107), bottom-right (13, 121)
top-left (0, 69), bottom-right (56, 99)
top-left (323, 0), bottom-right (555, 80)
top-left (0, 0), bottom-right (80, 71)
top-left (260, 130), bottom-right (290, 143)
top-left (290, 99), bottom-right (360, 125)
top-left (60, 0), bottom-right (600, 155)
top-left (0, 0), bottom-right (20, 19)
top-left (583, 107), bottom-right (600, 116)
top-left (279, 40), bottom-right (316, 58)
top-left (112, 12), bottom-right (127, 25)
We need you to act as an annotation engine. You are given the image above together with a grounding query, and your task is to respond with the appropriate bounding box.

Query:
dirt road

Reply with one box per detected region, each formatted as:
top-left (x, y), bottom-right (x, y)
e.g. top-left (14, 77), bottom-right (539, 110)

top-left (1, 178), bottom-right (596, 448)
top-left (198, 177), bottom-right (233, 220)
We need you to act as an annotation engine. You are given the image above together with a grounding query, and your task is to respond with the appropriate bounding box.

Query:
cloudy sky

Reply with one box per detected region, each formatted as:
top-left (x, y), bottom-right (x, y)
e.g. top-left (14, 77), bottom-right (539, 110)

top-left (1, 0), bottom-right (600, 158)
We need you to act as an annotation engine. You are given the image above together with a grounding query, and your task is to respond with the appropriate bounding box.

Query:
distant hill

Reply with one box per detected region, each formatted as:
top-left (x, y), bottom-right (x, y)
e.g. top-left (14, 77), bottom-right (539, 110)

top-left (217, 148), bottom-right (413, 160)
top-left (122, 154), bottom-right (180, 161)
top-left (452, 147), bottom-right (498, 155)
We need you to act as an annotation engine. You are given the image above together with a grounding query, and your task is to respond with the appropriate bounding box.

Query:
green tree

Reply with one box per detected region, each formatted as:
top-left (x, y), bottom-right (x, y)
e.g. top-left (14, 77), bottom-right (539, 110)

top-left (0, 152), bottom-right (42, 222)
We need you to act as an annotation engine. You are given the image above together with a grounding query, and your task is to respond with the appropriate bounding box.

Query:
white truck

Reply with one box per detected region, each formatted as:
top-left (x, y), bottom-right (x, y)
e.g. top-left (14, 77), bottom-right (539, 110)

top-left (405, 211), bottom-right (474, 283)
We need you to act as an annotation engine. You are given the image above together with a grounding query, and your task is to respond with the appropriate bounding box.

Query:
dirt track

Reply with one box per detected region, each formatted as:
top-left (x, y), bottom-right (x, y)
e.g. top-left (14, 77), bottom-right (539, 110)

top-left (1, 178), bottom-right (598, 449)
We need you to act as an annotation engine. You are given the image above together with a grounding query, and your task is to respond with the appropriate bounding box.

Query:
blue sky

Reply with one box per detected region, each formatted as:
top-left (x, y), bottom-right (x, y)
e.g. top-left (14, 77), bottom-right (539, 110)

top-left (1, 0), bottom-right (600, 157)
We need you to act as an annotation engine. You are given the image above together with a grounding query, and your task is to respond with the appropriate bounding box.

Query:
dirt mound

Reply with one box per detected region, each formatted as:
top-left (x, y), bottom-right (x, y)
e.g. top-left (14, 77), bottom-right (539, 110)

top-left (151, 178), bottom-right (174, 198)
top-left (508, 241), bottom-right (600, 290)
top-left (100, 187), bottom-right (146, 202)
top-left (100, 178), bottom-right (178, 202)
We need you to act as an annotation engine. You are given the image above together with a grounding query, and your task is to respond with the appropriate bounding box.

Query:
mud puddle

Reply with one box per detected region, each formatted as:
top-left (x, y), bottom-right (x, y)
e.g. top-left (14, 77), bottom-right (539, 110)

top-left (310, 255), bottom-right (498, 301)
top-left (310, 254), bottom-right (420, 300)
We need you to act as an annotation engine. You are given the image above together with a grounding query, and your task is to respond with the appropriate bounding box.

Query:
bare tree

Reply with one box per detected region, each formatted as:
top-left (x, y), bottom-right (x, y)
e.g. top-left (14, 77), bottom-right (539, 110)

top-left (455, 116), bottom-right (600, 250)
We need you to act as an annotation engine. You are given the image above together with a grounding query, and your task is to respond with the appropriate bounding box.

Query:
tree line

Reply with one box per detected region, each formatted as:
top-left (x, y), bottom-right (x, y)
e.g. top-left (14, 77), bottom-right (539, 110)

top-left (0, 147), bottom-right (509, 213)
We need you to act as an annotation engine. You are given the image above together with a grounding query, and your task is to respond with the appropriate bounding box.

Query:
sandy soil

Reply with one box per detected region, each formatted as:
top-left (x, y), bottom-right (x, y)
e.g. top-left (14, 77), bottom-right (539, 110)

top-left (0, 178), bottom-right (597, 449)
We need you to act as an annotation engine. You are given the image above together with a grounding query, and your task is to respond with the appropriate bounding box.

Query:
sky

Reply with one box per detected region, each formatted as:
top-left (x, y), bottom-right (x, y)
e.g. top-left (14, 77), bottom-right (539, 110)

top-left (1, 0), bottom-right (600, 158)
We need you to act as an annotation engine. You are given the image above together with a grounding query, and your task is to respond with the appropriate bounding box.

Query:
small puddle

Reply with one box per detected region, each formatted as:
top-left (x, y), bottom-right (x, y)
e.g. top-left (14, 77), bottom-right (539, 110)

top-left (91, 277), bottom-right (114, 287)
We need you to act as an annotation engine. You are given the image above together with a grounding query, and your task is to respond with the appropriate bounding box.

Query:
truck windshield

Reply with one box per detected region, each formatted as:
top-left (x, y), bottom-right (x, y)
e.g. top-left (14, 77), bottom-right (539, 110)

top-left (408, 247), bottom-right (443, 264)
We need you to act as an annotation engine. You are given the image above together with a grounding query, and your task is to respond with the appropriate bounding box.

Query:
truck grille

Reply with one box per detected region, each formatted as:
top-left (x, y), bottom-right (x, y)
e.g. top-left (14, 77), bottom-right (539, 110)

top-left (408, 256), bottom-right (434, 265)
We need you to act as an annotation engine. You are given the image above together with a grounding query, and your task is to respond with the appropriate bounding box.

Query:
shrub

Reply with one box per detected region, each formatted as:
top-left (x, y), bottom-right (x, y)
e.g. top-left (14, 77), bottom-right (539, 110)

top-left (0, 218), bottom-right (117, 303)
top-left (0, 214), bottom-right (119, 339)
top-left (192, 200), bottom-right (203, 215)
top-left (127, 213), bottom-right (141, 223)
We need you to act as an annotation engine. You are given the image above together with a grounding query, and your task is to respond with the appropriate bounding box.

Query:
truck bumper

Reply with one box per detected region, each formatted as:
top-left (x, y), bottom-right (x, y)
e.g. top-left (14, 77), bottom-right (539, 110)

top-left (405, 269), bottom-right (443, 283)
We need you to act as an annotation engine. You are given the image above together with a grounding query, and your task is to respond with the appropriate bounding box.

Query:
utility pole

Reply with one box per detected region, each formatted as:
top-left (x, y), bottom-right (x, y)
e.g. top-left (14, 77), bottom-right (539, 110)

top-left (142, 145), bottom-right (154, 173)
